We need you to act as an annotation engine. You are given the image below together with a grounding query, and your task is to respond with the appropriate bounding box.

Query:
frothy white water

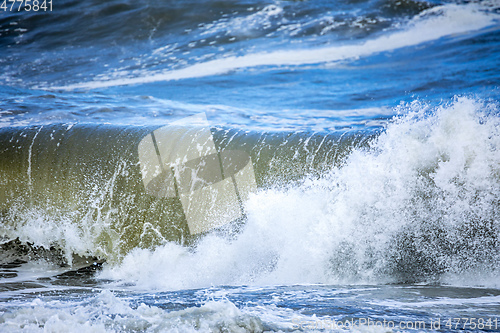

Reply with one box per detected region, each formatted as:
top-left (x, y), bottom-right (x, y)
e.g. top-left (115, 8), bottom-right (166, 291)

top-left (52, 4), bottom-right (499, 90)
top-left (101, 97), bottom-right (500, 290)
top-left (1, 288), bottom-right (403, 333)
top-left (0, 291), bottom-right (264, 333)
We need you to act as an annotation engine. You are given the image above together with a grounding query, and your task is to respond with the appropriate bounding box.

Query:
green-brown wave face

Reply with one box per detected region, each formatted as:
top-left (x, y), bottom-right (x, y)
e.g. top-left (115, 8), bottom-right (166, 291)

top-left (0, 121), bottom-right (363, 264)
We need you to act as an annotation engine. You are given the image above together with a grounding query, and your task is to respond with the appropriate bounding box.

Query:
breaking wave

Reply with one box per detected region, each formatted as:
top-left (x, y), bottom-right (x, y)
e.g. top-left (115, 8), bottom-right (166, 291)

top-left (99, 97), bottom-right (500, 289)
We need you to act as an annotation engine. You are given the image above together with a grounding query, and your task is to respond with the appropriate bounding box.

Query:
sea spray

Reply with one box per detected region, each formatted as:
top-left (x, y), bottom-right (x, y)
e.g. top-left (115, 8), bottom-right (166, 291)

top-left (101, 97), bottom-right (500, 289)
top-left (0, 123), bottom-right (357, 264)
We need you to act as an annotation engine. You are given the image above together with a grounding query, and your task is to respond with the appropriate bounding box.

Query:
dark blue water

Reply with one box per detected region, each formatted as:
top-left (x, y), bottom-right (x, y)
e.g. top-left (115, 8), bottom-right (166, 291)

top-left (1, 0), bottom-right (500, 331)
top-left (1, 0), bottom-right (499, 129)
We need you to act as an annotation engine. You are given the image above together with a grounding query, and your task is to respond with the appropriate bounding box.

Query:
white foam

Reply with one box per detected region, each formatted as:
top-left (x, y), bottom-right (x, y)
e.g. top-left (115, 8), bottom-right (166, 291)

top-left (0, 207), bottom-right (89, 264)
top-left (51, 4), bottom-right (498, 90)
top-left (101, 97), bottom-right (500, 290)
top-left (0, 290), bottom-right (264, 332)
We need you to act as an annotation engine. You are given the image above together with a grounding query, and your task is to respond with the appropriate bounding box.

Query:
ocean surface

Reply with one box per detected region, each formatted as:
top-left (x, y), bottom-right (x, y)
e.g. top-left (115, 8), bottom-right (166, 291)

top-left (1, 0), bottom-right (500, 332)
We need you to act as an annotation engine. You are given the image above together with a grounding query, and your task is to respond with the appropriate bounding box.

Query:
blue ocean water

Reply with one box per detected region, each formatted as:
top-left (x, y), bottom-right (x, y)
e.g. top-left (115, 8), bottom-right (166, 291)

top-left (1, 0), bottom-right (500, 331)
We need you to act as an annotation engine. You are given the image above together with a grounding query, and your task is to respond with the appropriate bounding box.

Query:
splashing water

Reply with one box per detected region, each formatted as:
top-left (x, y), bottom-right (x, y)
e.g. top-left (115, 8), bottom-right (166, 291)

top-left (100, 97), bottom-right (500, 290)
